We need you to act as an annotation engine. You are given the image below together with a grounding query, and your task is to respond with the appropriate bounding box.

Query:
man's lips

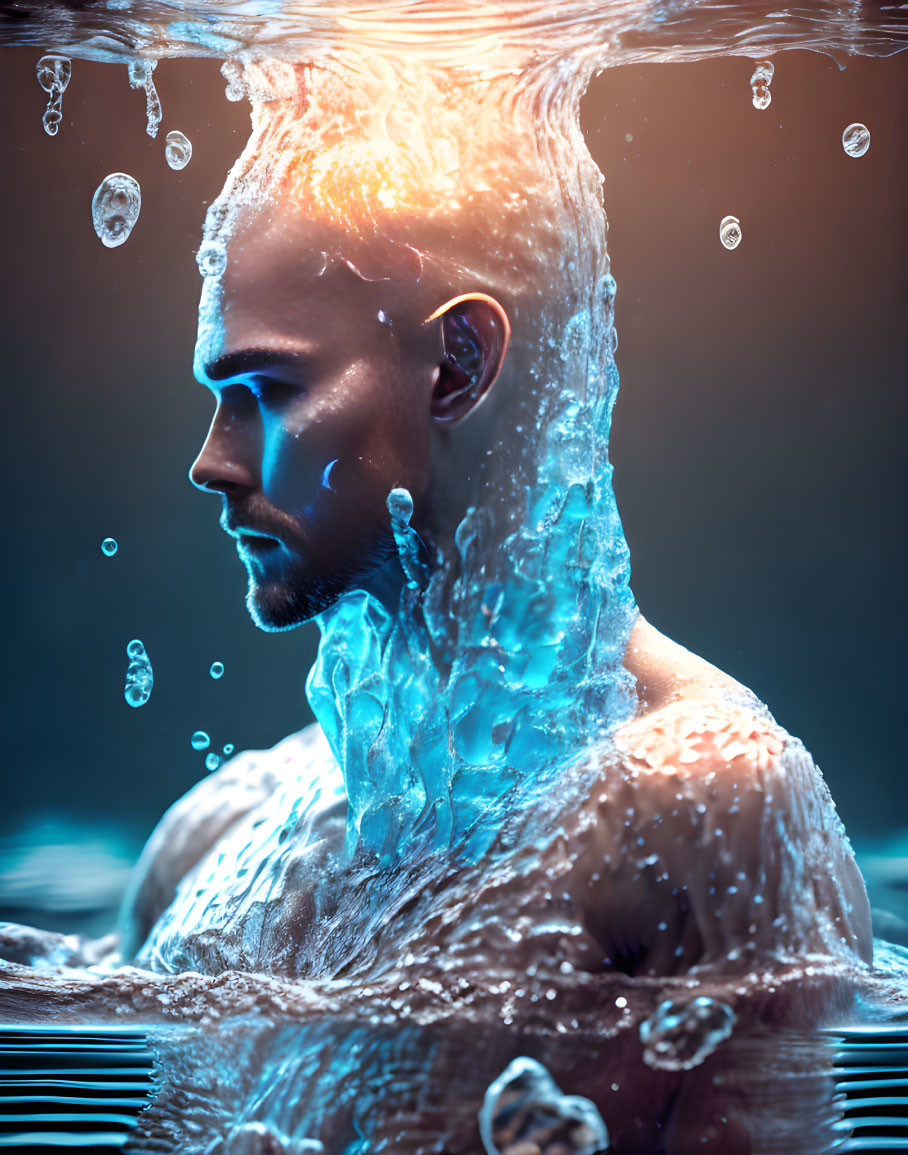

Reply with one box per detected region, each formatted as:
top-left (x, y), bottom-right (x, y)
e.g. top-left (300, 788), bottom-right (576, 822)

top-left (226, 525), bottom-right (283, 552)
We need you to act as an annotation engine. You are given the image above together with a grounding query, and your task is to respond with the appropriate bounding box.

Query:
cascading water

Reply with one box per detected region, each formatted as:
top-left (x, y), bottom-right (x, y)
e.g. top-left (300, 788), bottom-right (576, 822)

top-left (0, 3), bottom-right (906, 1153)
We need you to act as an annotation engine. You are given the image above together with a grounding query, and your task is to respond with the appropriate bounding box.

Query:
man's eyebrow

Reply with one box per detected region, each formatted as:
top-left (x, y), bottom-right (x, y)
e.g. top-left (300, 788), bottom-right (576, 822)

top-left (201, 348), bottom-right (309, 383)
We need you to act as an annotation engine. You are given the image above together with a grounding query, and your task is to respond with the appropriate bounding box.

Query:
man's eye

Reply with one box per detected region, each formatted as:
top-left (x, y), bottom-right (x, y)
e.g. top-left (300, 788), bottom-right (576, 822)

top-left (249, 377), bottom-right (302, 406)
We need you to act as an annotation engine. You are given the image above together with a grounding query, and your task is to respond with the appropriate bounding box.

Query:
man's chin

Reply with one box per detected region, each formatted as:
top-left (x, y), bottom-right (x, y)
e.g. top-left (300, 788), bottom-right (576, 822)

top-left (245, 576), bottom-right (338, 632)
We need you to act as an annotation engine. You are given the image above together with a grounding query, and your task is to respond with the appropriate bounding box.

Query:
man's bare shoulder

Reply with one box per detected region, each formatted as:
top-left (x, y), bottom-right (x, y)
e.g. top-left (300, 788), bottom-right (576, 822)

top-left (118, 724), bottom-right (338, 960)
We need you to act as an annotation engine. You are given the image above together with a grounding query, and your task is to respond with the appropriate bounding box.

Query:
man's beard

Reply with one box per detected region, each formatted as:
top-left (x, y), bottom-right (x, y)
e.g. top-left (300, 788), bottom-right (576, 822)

top-left (243, 537), bottom-right (398, 632)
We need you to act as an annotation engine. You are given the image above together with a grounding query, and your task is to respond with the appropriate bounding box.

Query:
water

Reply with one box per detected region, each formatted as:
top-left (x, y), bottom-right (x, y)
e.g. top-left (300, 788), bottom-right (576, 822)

top-left (0, 3), bottom-right (906, 1153)
top-left (191, 730), bottom-right (210, 750)
top-left (123, 639), bottom-right (153, 708)
top-left (209, 661), bottom-right (225, 680)
top-left (91, 173), bottom-right (141, 248)
top-left (164, 129), bottom-right (192, 170)
top-left (100, 537), bottom-right (118, 557)
top-left (843, 121), bottom-right (872, 157)
top-left (35, 53), bottom-right (70, 136)
top-left (719, 213), bottom-right (743, 249)
top-left (750, 59), bottom-right (774, 110)
top-left (126, 58), bottom-right (162, 138)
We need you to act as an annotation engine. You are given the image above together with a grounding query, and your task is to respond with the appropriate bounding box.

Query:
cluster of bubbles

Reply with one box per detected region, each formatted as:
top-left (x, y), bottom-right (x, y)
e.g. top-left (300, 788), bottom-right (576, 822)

top-left (191, 728), bottom-right (233, 771)
top-left (100, 537), bottom-right (118, 557)
top-left (127, 59), bottom-right (162, 138)
top-left (749, 59), bottom-right (774, 110)
top-left (480, 1057), bottom-right (609, 1155)
top-left (124, 639), bottom-right (153, 708)
top-left (638, 995), bottom-right (736, 1071)
top-left (35, 54), bottom-right (71, 137)
top-left (842, 122), bottom-right (871, 158)
top-left (92, 173), bottom-right (141, 249)
top-left (719, 214), bottom-right (742, 250)
top-left (221, 60), bottom-right (246, 102)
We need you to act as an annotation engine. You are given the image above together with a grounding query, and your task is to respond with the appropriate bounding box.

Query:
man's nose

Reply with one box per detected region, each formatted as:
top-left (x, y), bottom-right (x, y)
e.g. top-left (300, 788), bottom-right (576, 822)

top-left (189, 397), bottom-right (262, 495)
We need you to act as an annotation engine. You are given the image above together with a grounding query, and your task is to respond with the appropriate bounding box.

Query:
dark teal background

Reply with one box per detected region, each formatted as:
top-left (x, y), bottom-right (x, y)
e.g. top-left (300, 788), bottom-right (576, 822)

top-left (0, 48), bottom-right (904, 861)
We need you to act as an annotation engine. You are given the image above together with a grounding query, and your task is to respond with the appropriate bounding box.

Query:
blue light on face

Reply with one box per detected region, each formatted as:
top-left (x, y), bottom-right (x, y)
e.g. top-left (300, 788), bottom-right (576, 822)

top-left (320, 458), bottom-right (339, 492)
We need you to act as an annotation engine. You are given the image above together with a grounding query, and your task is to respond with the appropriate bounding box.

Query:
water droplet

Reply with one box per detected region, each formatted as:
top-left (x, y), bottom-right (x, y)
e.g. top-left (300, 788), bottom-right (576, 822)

top-left (480, 1057), bottom-right (608, 1155)
top-left (36, 54), bottom-right (71, 137)
top-left (127, 59), bottom-right (161, 138)
top-left (92, 173), bottom-right (141, 249)
top-left (197, 240), bottom-right (227, 278)
top-left (220, 60), bottom-right (246, 102)
top-left (749, 60), bottom-right (774, 110)
top-left (639, 995), bottom-right (735, 1071)
top-left (222, 743), bottom-right (234, 756)
top-left (100, 537), bottom-right (118, 557)
top-left (164, 130), bottom-right (192, 170)
top-left (842, 122), bottom-right (870, 158)
top-left (205, 752), bottom-right (221, 772)
top-left (209, 661), bottom-right (225, 679)
top-left (191, 730), bottom-right (210, 751)
top-left (719, 214), bottom-right (742, 250)
top-left (124, 639), bottom-right (153, 708)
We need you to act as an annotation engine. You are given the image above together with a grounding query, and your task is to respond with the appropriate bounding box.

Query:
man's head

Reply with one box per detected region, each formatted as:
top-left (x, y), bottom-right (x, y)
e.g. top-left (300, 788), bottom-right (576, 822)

top-left (190, 54), bottom-right (609, 630)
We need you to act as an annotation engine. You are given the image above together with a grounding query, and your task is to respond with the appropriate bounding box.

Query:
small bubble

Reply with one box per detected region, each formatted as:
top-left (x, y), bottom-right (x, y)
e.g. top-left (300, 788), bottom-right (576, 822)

top-left (749, 61), bottom-right (774, 110)
top-left (220, 60), bottom-right (246, 102)
top-left (205, 752), bottom-right (221, 772)
top-left (92, 173), bottom-right (141, 249)
top-left (191, 730), bottom-right (210, 751)
top-left (209, 661), bottom-right (225, 680)
top-left (165, 130), bottom-right (192, 170)
top-left (624, 131), bottom-right (633, 142)
top-left (124, 639), bottom-right (153, 707)
top-left (36, 54), bottom-right (71, 137)
top-left (101, 537), bottom-right (118, 557)
top-left (222, 743), bottom-right (234, 756)
top-left (197, 240), bottom-right (226, 278)
top-left (842, 122), bottom-right (870, 158)
top-left (719, 214), bottom-right (742, 250)
top-left (127, 59), bottom-right (161, 138)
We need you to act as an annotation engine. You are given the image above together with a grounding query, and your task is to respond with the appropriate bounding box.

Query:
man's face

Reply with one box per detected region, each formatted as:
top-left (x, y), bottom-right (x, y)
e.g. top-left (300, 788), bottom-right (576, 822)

top-left (191, 207), bottom-right (439, 629)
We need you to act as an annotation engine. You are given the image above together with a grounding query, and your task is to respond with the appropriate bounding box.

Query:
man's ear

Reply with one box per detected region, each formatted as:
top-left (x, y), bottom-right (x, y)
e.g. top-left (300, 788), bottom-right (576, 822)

top-left (425, 292), bottom-right (510, 424)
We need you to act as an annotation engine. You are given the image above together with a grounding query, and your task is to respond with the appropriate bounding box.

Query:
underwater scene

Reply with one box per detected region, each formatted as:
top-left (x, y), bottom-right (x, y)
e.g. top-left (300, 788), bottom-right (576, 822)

top-left (0, 2), bottom-right (906, 1152)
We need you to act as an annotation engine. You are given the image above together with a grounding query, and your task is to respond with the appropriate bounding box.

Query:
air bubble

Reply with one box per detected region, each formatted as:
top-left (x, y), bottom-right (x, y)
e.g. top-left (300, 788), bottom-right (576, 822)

top-left (749, 60), bottom-right (774, 110)
top-left (127, 59), bottom-right (162, 138)
top-left (842, 122), bottom-right (870, 158)
top-left (100, 537), bottom-right (118, 557)
top-left (92, 173), bottom-right (141, 249)
top-left (165, 130), bottom-right (192, 170)
top-left (124, 639), bottom-right (153, 708)
top-left (197, 241), bottom-right (227, 278)
top-left (206, 752), bottom-right (221, 772)
top-left (221, 60), bottom-right (246, 102)
top-left (209, 661), bottom-right (225, 680)
top-left (480, 1057), bottom-right (608, 1155)
top-left (36, 54), bottom-right (71, 137)
top-left (222, 743), bottom-right (234, 756)
top-left (191, 730), bottom-right (210, 751)
top-left (639, 995), bottom-right (735, 1071)
top-left (719, 214), bottom-right (742, 250)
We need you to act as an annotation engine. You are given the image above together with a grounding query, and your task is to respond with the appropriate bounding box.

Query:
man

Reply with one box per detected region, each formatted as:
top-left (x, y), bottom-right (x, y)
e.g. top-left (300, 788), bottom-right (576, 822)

top-left (116, 55), bottom-right (871, 983)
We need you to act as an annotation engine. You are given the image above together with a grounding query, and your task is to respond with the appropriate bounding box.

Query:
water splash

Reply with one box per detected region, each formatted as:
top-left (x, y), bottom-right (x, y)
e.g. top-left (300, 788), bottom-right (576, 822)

top-left (197, 239), bottom-right (227, 278)
top-left (639, 995), bottom-right (736, 1071)
top-left (719, 214), bottom-right (742, 249)
top-left (91, 173), bottom-right (141, 248)
top-left (843, 122), bottom-right (871, 157)
top-left (191, 730), bottom-right (210, 750)
top-left (165, 129), bottom-right (192, 170)
top-left (221, 59), bottom-right (246, 101)
top-left (480, 1057), bottom-right (609, 1155)
top-left (124, 639), bottom-right (153, 708)
top-left (127, 58), bottom-right (162, 138)
top-left (749, 59), bottom-right (774, 110)
top-left (100, 536), bottom-right (118, 557)
top-left (35, 53), bottom-right (70, 137)
top-left (209, 661), bottom-right (225, 679)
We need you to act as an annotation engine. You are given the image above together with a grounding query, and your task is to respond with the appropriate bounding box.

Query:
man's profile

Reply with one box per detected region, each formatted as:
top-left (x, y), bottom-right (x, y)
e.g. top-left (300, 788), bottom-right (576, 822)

top-left (108, 55), bottom-right (870, 983)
